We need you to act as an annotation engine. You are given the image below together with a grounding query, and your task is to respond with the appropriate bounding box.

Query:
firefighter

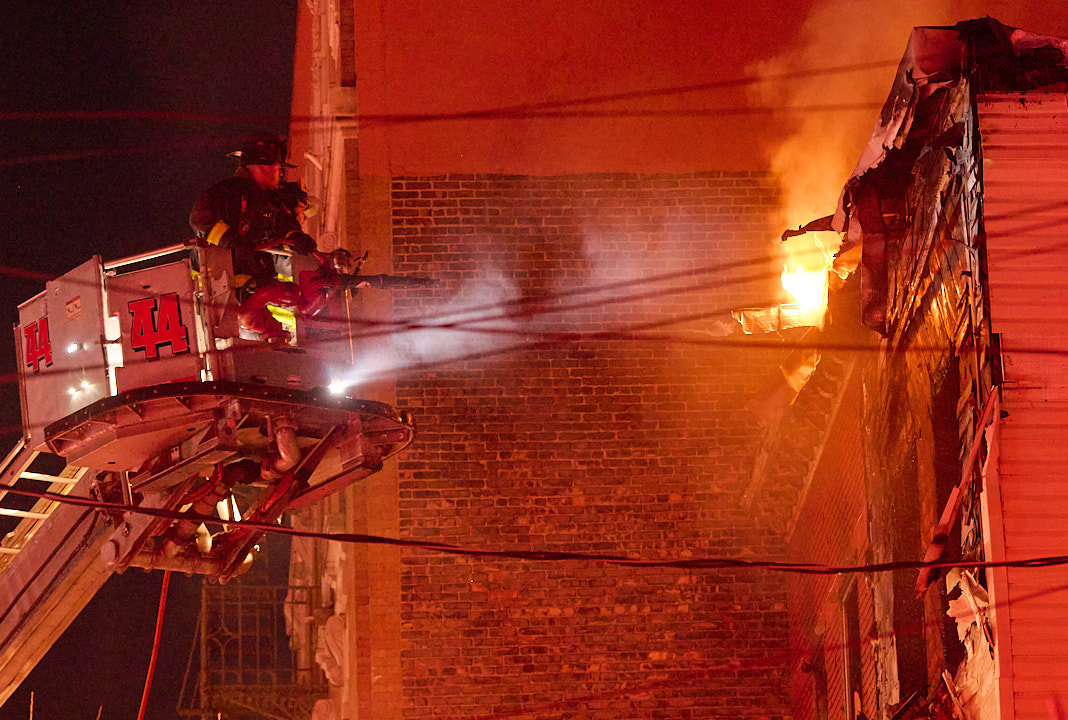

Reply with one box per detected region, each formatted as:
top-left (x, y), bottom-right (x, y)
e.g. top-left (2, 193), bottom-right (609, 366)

top-left (190, 133), bottom-right (336, 341)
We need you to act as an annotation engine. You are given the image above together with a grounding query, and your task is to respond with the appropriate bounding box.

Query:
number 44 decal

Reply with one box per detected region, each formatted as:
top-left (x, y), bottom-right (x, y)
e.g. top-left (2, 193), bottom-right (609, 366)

top-left (129, 293), bottom-right (190, 360)
top-left (24, 317), bottom-right (53, 372)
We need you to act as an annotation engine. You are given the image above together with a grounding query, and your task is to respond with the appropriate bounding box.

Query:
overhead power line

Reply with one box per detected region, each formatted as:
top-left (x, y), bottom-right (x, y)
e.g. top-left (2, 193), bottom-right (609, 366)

top-left (2, 481), bottom-right (1067, 577)
top-left (0, 56), bottom-right (900, 124)
top-left (0, 102), bottom-right (880, 167)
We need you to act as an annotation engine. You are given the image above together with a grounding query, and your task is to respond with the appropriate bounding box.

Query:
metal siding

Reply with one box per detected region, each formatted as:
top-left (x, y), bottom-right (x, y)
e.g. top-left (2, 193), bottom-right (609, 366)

top-left (978, 92), bottom-right (1068, 720)
top-left (107, 259), bottom-right (202, 392)
top-left (16, 257), bottom-right (109, 449)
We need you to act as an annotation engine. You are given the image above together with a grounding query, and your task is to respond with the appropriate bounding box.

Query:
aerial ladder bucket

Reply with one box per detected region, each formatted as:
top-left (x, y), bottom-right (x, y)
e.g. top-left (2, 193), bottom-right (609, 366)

top-left (0, 243), bottom-right (424, 707)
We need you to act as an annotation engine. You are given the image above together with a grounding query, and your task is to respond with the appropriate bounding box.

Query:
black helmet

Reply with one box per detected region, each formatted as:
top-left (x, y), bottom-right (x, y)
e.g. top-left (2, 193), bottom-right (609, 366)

top-left (231, 132), bottom-right (296, 167)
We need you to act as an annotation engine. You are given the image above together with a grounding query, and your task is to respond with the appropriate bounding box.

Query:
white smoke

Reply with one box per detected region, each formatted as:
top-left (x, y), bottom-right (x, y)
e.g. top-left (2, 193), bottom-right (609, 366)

top-left (753, 0), bottom-right (996, 239)
top-left (331, 268), bottom-right (522, 391)
top-left (392, 268), bottom-right (522, 364)
top-left (555, 207), bottom-right (736, 333)
top-left (335, 207), bottom-right (738, 395)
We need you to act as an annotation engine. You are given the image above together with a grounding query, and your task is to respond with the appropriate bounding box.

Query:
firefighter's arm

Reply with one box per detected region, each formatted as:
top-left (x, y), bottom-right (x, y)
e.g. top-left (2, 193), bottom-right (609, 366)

top-left (283, 230), bottom-right (318, 255)
top-left (189, 189), bottom-right (237, 247)
top-left (205, 221), bottom-right (235, 248)
top-left (255, 231), bottom-right (318, 255)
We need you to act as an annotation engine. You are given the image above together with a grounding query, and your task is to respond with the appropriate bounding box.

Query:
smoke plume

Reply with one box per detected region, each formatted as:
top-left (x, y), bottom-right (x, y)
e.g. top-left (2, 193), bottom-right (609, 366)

top-left (751, 0), bottom-right (975, 263)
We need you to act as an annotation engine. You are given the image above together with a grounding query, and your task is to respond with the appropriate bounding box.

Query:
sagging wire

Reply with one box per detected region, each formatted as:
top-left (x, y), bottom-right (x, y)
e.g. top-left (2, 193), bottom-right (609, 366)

top-left (2, 481), bottom-right (1068, 578)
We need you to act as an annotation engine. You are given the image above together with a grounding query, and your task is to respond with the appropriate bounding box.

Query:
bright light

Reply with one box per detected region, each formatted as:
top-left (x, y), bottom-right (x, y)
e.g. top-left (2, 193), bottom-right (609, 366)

top-left (780, 265), bottom-right (828, 316)
top-left (67, 342), bottom-right (81, 354)
top-left (778, 231), bottom-right (835, 327)
top-left (68, 379), bottom-right (94, 397)
top-left (327, 380), bottom-right (347, 396)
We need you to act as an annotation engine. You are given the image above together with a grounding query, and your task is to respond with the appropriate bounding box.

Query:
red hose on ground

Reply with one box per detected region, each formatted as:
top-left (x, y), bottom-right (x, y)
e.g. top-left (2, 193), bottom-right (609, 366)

top-left (137, 570), bottom-right (171, 720)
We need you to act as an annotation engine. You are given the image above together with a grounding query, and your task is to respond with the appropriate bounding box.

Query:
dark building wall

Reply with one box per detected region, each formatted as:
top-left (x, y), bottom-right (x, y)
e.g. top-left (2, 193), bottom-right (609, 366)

top-left (389, 172), bottom-right (794, 718)
top-left (862, 83), bottom-right (980, 701)
top-left (751, 82), bottom-right (981, 720)
top-left (779, 77), bottom-right (998, 720)
top-left (785, 377), bottom-right (876, 720)
top-left (794, 81), bottom-right (983, 716)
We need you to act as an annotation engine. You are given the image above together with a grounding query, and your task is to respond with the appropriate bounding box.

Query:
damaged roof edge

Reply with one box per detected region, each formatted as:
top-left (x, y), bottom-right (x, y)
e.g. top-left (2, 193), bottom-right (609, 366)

top-left (832, 17), bottom-right (1068, 232)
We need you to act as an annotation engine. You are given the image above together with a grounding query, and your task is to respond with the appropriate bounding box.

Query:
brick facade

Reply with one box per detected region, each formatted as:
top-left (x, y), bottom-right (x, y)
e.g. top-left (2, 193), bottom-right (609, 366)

top-left (387, 172), bottom-right (795, 718)
top-left (784, 378), bottom-right (874, 720)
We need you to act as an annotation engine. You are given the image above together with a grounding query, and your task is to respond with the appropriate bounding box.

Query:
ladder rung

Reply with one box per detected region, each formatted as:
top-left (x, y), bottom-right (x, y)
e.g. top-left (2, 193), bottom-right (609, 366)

top-left (18, 472), bottom-right (80, 485)
top-left (0, 508), bottom-right (50, 520)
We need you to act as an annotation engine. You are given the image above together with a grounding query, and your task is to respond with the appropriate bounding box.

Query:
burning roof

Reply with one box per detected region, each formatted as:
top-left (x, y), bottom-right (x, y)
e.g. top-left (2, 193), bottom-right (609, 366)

top-left (842, 18), bottom-right (1068, 195)
top-left (831, 17), bottom-right (1068, 334)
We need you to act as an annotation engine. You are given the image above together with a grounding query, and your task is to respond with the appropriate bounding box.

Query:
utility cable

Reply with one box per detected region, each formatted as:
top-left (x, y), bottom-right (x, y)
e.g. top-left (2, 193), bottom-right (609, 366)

top-left (4, 197), bottom-right (1067, 349)
top-left (2, 481), bottom-right (1068, 578)
top-left (2, 191), bottom-right (1067, 391)
top-left (0, 55), bottom-right (908, 168)
top-left (0, 56), bottom-right (901, 125)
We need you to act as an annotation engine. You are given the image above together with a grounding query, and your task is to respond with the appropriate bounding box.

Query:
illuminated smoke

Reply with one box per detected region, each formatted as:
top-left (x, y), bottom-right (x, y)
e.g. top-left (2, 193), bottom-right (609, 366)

top-left (559, 210), bottom-right (736, 337)
top-left (571, 226), bottom-right (675, 320)
top-left (334, 210), bottom-right (738, 393)
top-left (752, 1), bottom-right (975, 277)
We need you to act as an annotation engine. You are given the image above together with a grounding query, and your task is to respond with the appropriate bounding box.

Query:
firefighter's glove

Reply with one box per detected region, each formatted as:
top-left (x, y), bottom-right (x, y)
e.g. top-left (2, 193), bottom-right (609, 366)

top-left (308, 266), bottom-right (340, 295)
top-left (285, 231), bottom-right (318, 255)
top-left (298, 268), bottom-right (340, 317)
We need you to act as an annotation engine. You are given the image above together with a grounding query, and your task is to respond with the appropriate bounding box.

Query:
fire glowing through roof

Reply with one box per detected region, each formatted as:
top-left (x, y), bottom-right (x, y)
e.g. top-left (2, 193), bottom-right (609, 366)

top-left (781, 264), bottom-right (828, 318)
top-left (780, 231), bottom-right (836, 326)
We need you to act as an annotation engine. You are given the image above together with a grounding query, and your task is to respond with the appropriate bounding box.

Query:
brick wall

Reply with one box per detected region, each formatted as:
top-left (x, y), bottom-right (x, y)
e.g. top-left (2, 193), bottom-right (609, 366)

top-left (785, 379), bottom-right (873, 720)
top-left (389, 172), bottom-right (793, 719)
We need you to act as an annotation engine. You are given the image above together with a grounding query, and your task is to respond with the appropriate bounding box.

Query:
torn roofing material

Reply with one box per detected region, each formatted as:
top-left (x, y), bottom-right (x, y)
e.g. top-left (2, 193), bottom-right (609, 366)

top-left (838, 17), bottom-right (1068, 214)
top-left (831, 17), bottom-right (1068, 334)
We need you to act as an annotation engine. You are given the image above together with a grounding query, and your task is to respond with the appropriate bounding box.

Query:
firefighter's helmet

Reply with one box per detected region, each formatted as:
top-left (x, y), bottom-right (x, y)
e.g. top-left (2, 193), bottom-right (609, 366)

top-left (230, 132), bottom-right (296, 168)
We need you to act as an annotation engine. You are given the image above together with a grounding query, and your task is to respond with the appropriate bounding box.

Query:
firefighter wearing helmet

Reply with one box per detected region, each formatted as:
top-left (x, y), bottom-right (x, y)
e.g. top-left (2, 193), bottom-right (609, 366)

top-left (190, 132), bottom-right (336, 341)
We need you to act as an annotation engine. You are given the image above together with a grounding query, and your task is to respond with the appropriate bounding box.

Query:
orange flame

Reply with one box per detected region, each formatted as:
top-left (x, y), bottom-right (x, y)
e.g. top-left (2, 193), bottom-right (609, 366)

top-left (781, 264), bottom-right (828, 316)
top-left (779, 232), bottom-right (835, 327)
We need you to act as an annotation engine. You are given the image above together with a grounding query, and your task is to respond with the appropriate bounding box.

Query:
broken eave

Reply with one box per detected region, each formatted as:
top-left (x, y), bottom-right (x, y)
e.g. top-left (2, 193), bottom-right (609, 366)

top-left (833, 18), bottom-right (1068, 336)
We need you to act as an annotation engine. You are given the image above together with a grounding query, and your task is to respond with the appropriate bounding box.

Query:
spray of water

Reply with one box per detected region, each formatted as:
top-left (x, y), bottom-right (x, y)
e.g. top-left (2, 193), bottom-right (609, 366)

top-left (328, 267), bottom-right (521, 392)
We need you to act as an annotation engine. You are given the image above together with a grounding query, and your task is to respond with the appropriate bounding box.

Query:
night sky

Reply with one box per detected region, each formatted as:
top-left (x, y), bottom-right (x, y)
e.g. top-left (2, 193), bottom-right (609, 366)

top-left (0, 3), bottom-right (296, 718)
